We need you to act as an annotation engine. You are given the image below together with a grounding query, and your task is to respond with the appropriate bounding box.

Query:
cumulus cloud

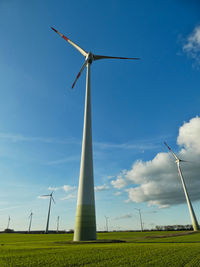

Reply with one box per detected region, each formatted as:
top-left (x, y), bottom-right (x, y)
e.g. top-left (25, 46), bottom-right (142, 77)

top-left (95, 184), bottom-right (110, 192)
top-left (111, 170), bottom-right (130, 189)
top-left (183, 25), bottom-right (200, 64)
top-left (111, 117), bottom-right (200, 208)
top-left (177, 117), bottom-right (200, 154)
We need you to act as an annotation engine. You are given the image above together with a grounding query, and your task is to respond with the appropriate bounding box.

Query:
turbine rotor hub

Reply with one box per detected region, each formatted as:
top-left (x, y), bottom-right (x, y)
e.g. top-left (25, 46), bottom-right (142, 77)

top-left (87, 52), bottom-right (94, 64)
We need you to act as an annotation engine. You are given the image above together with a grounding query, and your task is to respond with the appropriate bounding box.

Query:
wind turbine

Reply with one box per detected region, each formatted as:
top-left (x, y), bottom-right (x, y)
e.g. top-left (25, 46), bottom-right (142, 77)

top-left (28, 211), bottom-right (33, 233)
top-left (135, 208), bottom-right (143, 232)
top-left (57, 216), bottom-right (60, 232)
top-left (51, 27), bottom-right (140, 241)
top-left (7, 215), bottom-right (10, 229)
top-left (41, 191), bottom-right (55, 234)
top-left (164, 142), bottom-right (199, 231)
top-left (104, 216), bottom-right (109, 232)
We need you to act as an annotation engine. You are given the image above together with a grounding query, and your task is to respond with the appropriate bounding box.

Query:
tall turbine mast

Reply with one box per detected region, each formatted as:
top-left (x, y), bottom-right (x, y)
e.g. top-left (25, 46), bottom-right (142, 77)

top-left (104, 216), bottom-right (109, 232)
top-left (7, 216), bottom-right (10, 229)
top-left (57, 216), bottom-right (60, 232)
top-left (51, 27), bottom-right (140, 241)
top-left (164, 142), bottom-right (199, 231)
top-left (41, 191), bottom-right (55, 234)
top-left (28, 211), bottom-right (33, 233)
top-left (135, 208), bottom-right (143, 232)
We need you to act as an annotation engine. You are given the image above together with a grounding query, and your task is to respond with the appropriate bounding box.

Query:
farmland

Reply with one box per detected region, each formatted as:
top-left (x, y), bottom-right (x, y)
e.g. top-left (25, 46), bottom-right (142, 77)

top-left (0, 231), bottom-right (200, 266)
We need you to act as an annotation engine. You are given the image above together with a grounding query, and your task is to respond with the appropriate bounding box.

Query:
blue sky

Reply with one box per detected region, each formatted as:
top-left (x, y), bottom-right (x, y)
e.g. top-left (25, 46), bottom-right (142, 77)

top-left (0, 0), bottom-right (200, 231)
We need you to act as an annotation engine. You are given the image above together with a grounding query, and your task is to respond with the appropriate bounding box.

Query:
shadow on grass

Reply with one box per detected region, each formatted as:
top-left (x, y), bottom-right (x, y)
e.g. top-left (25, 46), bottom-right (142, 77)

top-left (55, 239), bottom-right (126, 245)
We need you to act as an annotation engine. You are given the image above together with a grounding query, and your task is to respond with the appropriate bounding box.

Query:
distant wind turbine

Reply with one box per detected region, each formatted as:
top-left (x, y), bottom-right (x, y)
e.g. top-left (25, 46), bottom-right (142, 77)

top-left (164, 142), bottom-right (199, 231)
top-left (7, 215), bottom-right (10, 229)
top-left (51, 27), bottom-right (140, 241)
top-left (57, 216), bottom-right (60, 232)
top-left (135, 208), bottom-right (143, 232)
top-left (28, 211), bottom-right (33, 233)
top-left (41, 191), bottom-right (55, 234)
top-left (104, 216), bottom-right (109, 232)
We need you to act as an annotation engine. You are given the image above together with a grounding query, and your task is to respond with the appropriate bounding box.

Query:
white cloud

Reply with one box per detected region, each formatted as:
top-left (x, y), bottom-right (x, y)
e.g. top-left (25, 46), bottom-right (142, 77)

top-left (111, 170), bottom-right (130, 189)
top-left (183, 25), bottom-right (200, 64)
top-left (177, 116), bottom-right (200, 154)
top-left (63, 185), bottom-right (76, 192)
top-left (61, 194), bottom-right (76, 201)
top-left (0, 132), bottom-right (79, 145)
top-left (107, 175), bottom-right (115, 180)
top-left (60, 185), bottom-right (77, 200)
top-left (94, 141), bottom-right (159, 151)
top-left (48, 186), bottom-right (59, 191)
top-left (114, 191), bottom-right (122, 196)
top-left (111, 116), bottom-right (200, 208)
top-left (47, 185), bottom-right (76, 192)
top-left (95, 184), bottom-right (110, 192)
top-left (47, 156), bottom-right (80, 165)
top-left (113, 213), bottom-right (133, 220)
top-left (37, 195), bottom-right (49, 199)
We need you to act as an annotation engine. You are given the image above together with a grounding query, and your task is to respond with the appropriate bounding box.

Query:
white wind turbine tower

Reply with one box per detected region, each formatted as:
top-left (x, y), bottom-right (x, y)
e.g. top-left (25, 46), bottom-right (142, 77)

top-left (28, 211), bottom-right (33, 233)
top-left (57, 216), bottom-right (60, 232)
top-left (41, 191), bottom-right (55, 234)
top-left (51, 27), bottom-right (140, 241)
top-left (135, 208), bottom-right (143, 232)
top-left (164, 142), bottom-right (199, 231)
top-left (104, 216), bottom-right (109, 232)
top-left (7, 215), bottom-right (10, 229)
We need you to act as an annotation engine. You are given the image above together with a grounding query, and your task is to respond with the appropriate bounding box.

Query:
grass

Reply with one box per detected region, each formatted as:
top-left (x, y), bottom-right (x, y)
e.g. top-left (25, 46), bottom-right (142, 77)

top-left (0, 231), bottom-right (200, 266)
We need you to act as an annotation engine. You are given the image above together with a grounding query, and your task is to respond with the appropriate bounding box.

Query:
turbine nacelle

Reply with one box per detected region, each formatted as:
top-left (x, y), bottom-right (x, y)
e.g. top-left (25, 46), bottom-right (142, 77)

top-left (86, 52), bottom-right (94, 64)
top-left (164, 142), bottom-right (190, 165)
top-left (40, 191), bottom-right (55, 204)
top-left (51, 27), bottom-right (140, 89)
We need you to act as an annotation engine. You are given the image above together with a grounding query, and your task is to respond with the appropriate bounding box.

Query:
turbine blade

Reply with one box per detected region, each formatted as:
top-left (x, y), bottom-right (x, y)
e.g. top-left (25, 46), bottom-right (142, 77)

top-left (51, 27), bottom-right (87, 57)
top-left (71, 59), bottom-right (88, 89)
top-left (164, 142), bottom-right (180, 161)
top-left (40, 194), bottom-right (50, 197)
top-left (180, 159), bottom-right (192, 163)
top-left (93, 54), bottom-right (140, 61)
top-left (52, 196), bottom-right (56, 204)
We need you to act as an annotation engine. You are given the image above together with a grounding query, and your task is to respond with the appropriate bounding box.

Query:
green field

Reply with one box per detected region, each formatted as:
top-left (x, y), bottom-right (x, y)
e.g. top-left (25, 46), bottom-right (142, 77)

top-left (0, 231), bottom-right (200, 266)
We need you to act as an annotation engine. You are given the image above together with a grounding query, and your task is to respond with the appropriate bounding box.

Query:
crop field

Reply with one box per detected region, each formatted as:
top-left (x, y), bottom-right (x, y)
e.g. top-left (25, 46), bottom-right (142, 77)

top-left (0, 231), bottom-right (200, 266)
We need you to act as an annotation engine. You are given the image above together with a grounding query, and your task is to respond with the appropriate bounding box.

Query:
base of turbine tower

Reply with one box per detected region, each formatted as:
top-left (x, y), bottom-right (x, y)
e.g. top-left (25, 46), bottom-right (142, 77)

top-left (73, 204), bottom-right (96, 241)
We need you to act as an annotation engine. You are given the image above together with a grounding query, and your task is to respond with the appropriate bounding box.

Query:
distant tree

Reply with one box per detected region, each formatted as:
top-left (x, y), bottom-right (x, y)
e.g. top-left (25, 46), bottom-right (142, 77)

top-left (155, 224), bottom-right (193, 231)
top-left (4, 229), bottom-right (14, 233)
